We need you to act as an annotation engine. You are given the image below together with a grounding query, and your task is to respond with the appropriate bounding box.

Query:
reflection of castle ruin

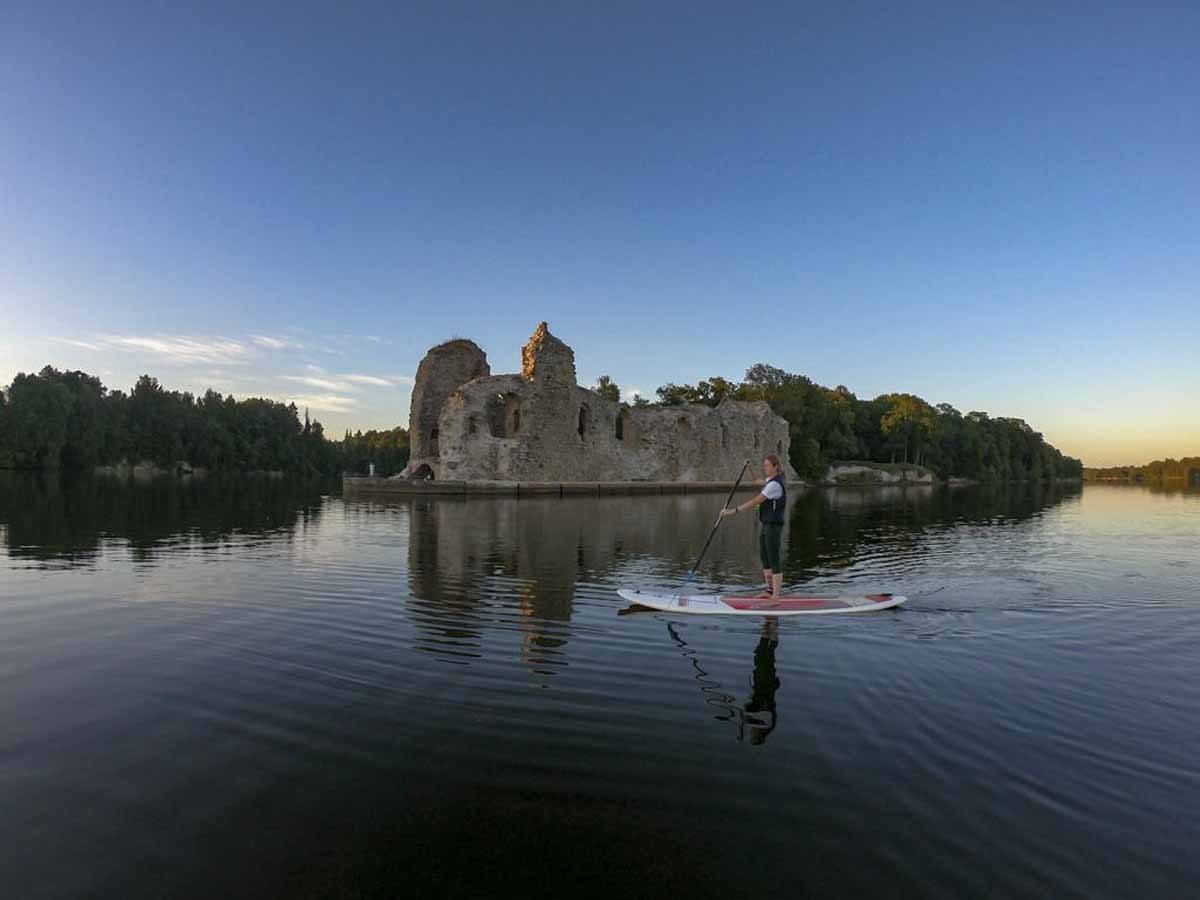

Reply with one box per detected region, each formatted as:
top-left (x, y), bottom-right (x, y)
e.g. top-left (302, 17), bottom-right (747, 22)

top-left (402, 492), bottom-right (767, 674)
top-left (402, 322), bottom-right (796, 482)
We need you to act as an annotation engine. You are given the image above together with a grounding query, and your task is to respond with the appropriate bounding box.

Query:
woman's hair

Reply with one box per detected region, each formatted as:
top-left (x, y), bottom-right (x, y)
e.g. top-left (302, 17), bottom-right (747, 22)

top-left (764, 453), bottom-right (784, 481)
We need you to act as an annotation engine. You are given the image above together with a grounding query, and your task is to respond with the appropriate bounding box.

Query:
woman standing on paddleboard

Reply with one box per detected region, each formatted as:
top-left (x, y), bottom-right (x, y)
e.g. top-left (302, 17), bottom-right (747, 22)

top-left (720, 454), bottom-right (787, 600)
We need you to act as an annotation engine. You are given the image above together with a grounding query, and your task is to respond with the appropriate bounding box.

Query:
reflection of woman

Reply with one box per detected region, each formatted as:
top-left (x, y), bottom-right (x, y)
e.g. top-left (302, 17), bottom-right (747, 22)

top-left (719, 454), bottom-right (787, 600)
top-left (741, 619), bottom-right (781, 745)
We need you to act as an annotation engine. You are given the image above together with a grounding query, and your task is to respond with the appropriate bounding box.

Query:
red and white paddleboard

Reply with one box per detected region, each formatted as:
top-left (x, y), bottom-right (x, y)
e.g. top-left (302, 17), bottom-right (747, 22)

top-left (617, 588), bottom-right (906, 616)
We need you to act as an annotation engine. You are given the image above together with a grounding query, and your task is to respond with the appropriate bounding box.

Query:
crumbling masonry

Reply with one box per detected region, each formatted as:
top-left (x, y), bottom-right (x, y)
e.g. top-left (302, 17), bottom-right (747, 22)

top-left (401, 323), bottom-right (797, 483)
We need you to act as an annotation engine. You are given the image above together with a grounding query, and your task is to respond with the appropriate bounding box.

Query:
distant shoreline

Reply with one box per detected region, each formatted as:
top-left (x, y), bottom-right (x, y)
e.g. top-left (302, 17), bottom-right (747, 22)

top-left (1084, 457), bottom-right (1200, 487)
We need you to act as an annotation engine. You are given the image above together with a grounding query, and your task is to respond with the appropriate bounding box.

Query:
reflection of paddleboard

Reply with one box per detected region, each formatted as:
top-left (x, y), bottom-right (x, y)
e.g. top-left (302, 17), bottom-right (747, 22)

top-left (617, 589), bottom-right (906, 616)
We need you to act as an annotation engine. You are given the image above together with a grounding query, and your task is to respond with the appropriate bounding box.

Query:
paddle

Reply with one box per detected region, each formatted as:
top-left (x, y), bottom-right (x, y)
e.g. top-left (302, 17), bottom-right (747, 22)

top-left (681, 458), bottom-right (751, 590)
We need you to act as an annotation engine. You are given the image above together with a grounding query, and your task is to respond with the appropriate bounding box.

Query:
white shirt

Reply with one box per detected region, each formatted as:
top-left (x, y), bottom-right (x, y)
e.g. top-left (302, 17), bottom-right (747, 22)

top-left (761, 480), bottom-right (783, 501)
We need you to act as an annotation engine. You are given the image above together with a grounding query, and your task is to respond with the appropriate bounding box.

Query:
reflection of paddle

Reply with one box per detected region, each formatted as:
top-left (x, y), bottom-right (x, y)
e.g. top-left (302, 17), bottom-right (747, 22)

top-left (682, 459), bottom-right (751, 590)
top-left (665, 622), bottom-right (738, 718)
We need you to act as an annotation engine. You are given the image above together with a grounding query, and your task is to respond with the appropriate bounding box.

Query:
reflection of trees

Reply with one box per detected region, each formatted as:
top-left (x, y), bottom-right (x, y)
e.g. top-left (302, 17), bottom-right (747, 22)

top-left (0, 472), bottom-right (329, 566)
top-left (1141, 482), bottom-right (1200, 497)
top-left (784, 482), bottom-right (1081, 580)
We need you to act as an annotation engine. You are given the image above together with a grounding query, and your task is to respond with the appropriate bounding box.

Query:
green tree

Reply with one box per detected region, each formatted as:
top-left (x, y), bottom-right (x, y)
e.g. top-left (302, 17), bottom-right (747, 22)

top-left (879, 393), bottom-right (936, 464)
top-left (593, 375), bottom-right (621, 403)
top-left (4, 370), bottom-right (73, 467)
top-left (340, 427), bottom-right (411, 476)
top-left (0, 386), bottom-right (12, 468)
top-left (655, 383), bottom-right (692, 406)
top-left (50, 369), bottom-right (109, 469)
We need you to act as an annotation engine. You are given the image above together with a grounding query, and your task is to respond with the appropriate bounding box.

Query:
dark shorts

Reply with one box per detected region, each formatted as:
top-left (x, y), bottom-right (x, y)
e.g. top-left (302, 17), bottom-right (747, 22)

top-left (759, 522), bottom-right (783, 571)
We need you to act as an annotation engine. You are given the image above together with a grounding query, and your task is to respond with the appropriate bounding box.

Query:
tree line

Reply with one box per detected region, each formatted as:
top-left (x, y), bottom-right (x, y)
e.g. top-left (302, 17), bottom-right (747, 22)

top-left (0, 367), bottom-right (410, 476)
top-left (595, 365), bottom-right (1083, 482)
top-left (1084, 458), bottom-right (1200, 484)
top-left (3, 363), bottom-right (1080, 483)
top-left (339, 427), bottom-right (411, 477)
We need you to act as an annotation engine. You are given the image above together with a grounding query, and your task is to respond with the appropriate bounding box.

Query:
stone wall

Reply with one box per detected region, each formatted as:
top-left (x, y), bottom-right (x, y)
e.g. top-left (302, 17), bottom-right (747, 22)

top-left (404, 322), bottom-right (798, 483)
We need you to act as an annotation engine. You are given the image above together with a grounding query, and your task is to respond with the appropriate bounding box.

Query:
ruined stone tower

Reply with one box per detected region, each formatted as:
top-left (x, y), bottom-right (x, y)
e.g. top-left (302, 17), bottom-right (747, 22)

top-left (514, 322), bottom-right (585, 480)
top-left (405, 338), bottom-right (490, 478)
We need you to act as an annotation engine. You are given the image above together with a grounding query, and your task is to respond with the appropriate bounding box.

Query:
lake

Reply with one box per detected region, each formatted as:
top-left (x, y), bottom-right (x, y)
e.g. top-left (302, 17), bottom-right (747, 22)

top-left (1, 474), bottom-right (1198, 899)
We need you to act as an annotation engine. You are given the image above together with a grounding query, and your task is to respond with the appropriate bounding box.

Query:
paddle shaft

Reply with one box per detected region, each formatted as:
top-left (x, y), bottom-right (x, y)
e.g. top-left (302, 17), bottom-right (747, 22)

top-left (683, 459), bottom-right (751, 587)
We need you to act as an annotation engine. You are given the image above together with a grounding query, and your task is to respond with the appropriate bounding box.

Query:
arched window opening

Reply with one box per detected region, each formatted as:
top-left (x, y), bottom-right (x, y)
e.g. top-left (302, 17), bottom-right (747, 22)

top-left (721, 424), bottom-right (729, 450)
top-left (578, 404), bottom-right (591, 439)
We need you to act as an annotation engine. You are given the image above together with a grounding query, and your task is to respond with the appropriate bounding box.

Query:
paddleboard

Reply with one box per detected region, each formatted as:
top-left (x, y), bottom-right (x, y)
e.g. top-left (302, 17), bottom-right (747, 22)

top-left (617, 588), bottom-right (906, 616)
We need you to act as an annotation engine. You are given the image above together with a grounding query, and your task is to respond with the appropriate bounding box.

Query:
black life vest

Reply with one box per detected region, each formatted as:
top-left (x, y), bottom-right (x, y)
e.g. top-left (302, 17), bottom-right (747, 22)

top-left (758, 475), bottom-right (787, 525)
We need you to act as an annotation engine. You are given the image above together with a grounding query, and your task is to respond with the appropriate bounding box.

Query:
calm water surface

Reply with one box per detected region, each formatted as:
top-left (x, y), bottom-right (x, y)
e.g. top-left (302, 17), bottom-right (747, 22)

top-left (1, 475), bottom-right (1198, 899)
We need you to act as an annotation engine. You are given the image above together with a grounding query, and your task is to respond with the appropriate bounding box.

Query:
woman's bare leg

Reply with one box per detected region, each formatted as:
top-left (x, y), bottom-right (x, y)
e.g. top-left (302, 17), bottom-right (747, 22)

top-left (771, 573), bottom-right (783, 601)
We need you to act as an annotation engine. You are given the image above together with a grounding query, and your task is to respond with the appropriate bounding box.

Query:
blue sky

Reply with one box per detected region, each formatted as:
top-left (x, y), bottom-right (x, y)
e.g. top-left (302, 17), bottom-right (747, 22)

top-left (2, 2), bottom-right (1197, 466)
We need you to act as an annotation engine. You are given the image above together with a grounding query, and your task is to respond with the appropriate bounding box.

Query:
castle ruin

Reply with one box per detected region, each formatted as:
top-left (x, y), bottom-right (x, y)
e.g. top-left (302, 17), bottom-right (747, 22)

top-left (401, 322), bottom-right (797, 483)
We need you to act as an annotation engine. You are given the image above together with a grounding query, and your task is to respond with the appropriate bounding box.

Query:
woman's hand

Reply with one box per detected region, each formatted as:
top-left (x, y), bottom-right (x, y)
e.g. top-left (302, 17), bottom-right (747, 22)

top-left (719, 507), bottom-right (737, 518)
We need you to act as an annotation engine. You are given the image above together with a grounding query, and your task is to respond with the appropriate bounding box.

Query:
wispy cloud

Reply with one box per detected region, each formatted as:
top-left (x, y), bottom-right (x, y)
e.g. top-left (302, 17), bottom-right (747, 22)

top-left (280, 375), bottom-right (344, 391)
top-left (280, 372), bottom-right (409, 391)
top-left (99, 335), bottom-right (249, 365)
top-left (343, 374), bottom-right (396, 387)
top-left (623, 386), bottom-right (646, 403)
top-left (253, 335), bottom-right (305, 351)
top-left (53, 338), bottom-right (102, 351)
top-left (285, 393), bottom-right (358, 414)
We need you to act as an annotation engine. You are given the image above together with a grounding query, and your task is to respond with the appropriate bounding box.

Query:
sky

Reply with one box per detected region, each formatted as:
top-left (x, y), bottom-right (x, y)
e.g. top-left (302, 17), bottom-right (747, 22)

top-left (1, 2), bottom-right (1197, 467)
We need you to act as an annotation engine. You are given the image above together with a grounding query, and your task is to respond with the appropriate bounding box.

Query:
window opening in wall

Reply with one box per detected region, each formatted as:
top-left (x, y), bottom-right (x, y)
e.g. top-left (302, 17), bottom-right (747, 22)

top-left (487, 393), bottom-right (523, 437)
